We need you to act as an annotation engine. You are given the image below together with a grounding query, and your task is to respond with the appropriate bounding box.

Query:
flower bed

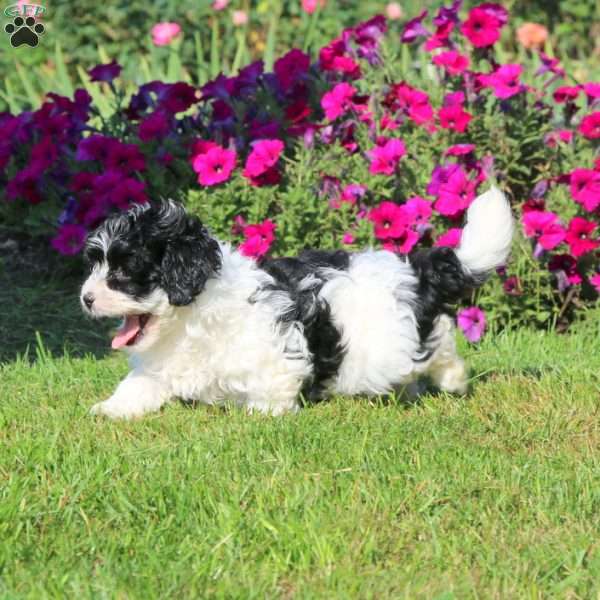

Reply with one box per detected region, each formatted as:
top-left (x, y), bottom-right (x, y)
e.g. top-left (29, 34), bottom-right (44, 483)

top-left (1, 3), bottom-right (599, 338)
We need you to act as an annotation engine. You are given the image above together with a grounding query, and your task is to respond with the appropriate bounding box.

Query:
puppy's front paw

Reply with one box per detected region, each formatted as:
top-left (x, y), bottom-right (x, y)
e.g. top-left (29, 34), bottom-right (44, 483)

top-left (89, 399), bottom-right (144, 420)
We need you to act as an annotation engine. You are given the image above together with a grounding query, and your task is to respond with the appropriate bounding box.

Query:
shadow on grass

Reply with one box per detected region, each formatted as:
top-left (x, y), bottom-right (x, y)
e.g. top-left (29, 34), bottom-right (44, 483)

top-left (0, 230), bottom-right (112, 364)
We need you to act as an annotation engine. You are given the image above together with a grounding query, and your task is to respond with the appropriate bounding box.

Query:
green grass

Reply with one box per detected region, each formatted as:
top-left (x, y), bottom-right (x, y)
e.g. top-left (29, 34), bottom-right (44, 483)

top-left (1, 325), bottom-right (600, 598)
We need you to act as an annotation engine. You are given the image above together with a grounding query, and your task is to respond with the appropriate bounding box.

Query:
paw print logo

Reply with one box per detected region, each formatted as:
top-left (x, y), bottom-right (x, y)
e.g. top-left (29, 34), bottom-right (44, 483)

top-left (4, 16), bottom-right (44, 47)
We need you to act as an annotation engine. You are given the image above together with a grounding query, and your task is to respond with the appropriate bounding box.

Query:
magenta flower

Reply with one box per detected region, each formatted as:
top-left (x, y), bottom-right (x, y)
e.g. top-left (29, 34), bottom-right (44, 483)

top-left (6, 165), bottom-right (44, 204)
top-left (367, 138), bottom-right (406, 175)
top-left (570, 168), bottom-right (600, 212)
top-left (434, 228), bottom-right (462, 248)
top-left (382, 229), bottom-right (419, 254)
top-left (319, 38), bottom-right (361, 79)
top-left (160, 82), bottom-right (198, 114)
top-left (151, 22), bottom-right (181, 46)
top-left (434, 167), bottom-right (477, 217)
top-left (274, 49), bottom-right (310, 93)
top-left (479, 65), bottom-right (524, 99)
top-left (565, 217), bottom-right (599, 258)
top-left (438, 104), bottom-right (472, 132)
top-left (302, 0), bottom-right (325, 14)
top-left (536, 52), bottom-right (565, 78)
top-left (192, 145), bottom-right (237, 187)
top-left (109, 178), bottom-right (148, 210)
top-left (553, 86), bottom-right (580, 103)
top-left (369, 201), bottom-right (409, 240)
top-left (75, 134), bottom-right (116, 163)
top-left (583, 83), bottom-right (600, 102)
top-left (548, 254), bottom-right (582, 291)
top-left (432, 51), bottom-right (470, 76)
top-left (138, 111), bottom-right (170, 141)
top-left (590, 274), bottom-right (600, 293)
top-left (461, 6), bottom-right (502, 48)
top-left (321, 83), bottom-right (358, 121)
top-left (243, 139), bottom-right (284, 182)
top-left (579, 112), bottom-right (600, 140)
top-left (342, 232), bottom-right (355, 245)
top-left (106, 143), bottom-right (146, 174)
top-left (427, 163), bottom-right (461, 196)
top-left (445, 144), bottom-right (475, 156)
top-left (402, 196), bottom-right (432, 228)
top-left (333, 183), bottom-right (367, 208)
top-left (239, 219), bottom-right (276, 259)
top-left (503, 276), bottom-right (522, 296)
top-left (386, 82), bottom-right (434, 125)
top-left (88, 60), bottom-right (122, 83)
top-left (522, 210), bottom-right (566, 251)
top-left (457, 306), bottom-right (486, 343)
top-left (51, 224), bottom-right (87, 255)
top-left (400, 9), bottom-right (430, 43)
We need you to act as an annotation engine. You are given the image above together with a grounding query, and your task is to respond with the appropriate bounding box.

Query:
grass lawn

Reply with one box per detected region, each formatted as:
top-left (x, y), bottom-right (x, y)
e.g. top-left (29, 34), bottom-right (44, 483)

top-left (1, 316), bottom-right (600, 598)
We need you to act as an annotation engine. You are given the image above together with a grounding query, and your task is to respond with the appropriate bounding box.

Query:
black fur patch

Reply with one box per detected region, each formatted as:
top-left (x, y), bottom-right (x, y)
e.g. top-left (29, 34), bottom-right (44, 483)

top-left (258, 249), bottom-right (350, 401)
top-left (409, 246), bottom-right (482, 355)
top-left (84, 201), bottom-right (222, 306)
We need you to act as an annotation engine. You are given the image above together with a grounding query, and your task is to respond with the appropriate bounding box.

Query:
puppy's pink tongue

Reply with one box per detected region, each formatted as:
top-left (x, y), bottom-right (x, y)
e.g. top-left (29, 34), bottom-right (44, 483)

top-left (112, 316), bottom-right (141, 349)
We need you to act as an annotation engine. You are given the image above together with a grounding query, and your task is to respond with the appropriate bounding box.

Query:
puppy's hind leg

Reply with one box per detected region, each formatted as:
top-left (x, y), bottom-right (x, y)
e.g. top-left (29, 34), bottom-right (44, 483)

top-left (425, 316), bottom-right (468, 395)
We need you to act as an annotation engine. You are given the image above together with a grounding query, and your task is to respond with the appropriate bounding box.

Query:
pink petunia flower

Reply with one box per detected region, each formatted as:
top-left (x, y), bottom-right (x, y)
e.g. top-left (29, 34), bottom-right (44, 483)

top-left (553, 85), bottom-right (580, 103)
top-left (402, 196), bottom-right (432, 226)
top-left (342, 232), bottom-right (356, 245)
top-left (434, 228), bottom-right (462, 248)
top-left (583, 83), bottom-right (600, 102)
top-left (242, 139), bottom-right (284, 183)
top-left (385, 82), bottom-right (434, 126)
top-left (457, 306), bottom-right (486, 343)
top-left (503, 276), bottom-right (522, 296)
top-left (321, 83), bottom-right (358, 121)
top-left (434, 167), bottom-right (477, 217)
top-left (432, 50), bottom-right (470, 76)
top-left (590, 274), bottom-right (600, 293)
top-left (367, 138), bottom-right (406, 176)
top-left (438, 104), bottom-right (473, 132)
top-left (338, 183), bottom-right (367, 207)
top-left (192, 145), bottom-right (237, 186)
top-left (401, 9), bottom-right (430, 43)
top-left (319, 38), bottom-right (361, 79)
top-left (368, 201), bottom-right (409, 240)
top-left (461, 7), bottom-right (502, 48)
top-left (565, 217), bottom-right (599, 258)
top-left (569, 168), bottom-right (600, 212)
top-left (445, 144), bottom-right (476, 156)
top-left (239, 219), bottom-right (276, 259)
top-left (479, 64), bottom-right (524, 99)
top-left (212, 0), bottom-right (229, 9)
top-left (522, 210), bottom-right (566, 251)
top-left (382, 229), bottom-right (420, 254)
top-left (51, 224), bottom-right (87, 255)
top-left (548, 254), bottom-right (582, 291)
top-left (579, 112), bottom-right (600, 140)
top-left (301, 0), bottom-right (325, 14)
top-left (151, 22), bottom-right (181, 46)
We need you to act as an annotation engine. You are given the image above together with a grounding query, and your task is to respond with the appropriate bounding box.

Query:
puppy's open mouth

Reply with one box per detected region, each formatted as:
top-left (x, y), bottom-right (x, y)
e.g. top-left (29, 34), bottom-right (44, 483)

top-left (112, 314), bottom-right (152, 349)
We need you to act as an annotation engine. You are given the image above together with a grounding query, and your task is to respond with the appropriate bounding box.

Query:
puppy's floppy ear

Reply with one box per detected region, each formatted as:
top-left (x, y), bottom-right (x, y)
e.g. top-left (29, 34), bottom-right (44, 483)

top-left (151, 200), bottom-right (222, 306)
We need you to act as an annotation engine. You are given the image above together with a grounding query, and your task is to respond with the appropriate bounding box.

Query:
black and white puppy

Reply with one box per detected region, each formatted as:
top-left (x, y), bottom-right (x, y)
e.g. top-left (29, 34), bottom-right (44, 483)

top-left (81, 186), bottom-right (513, 419)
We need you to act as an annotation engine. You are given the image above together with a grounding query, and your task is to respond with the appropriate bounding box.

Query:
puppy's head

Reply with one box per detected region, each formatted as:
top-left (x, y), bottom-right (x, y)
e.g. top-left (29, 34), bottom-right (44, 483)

top-left (80, 200), bottom-right (221, 351)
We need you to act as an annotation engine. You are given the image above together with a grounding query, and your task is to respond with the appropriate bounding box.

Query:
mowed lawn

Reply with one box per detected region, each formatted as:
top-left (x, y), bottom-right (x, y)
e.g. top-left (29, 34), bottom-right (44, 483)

top-left (1, 326), bottom-right (600, 598)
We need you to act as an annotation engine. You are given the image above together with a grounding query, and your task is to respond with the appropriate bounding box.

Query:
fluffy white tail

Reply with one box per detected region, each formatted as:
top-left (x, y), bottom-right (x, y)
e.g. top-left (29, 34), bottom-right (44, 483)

top-left (455, 185), bottom-right (514, 277)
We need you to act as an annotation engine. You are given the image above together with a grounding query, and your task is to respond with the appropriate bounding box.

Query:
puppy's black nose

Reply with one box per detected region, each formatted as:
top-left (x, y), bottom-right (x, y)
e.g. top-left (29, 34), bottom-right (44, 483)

top-left (82, 293), bottom-right (95, 309)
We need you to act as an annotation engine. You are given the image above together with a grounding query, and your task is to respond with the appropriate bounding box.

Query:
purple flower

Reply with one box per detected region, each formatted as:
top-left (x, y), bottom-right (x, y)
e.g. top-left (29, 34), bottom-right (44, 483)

top-left (401, 10), bottom-right (430, 43)
top-left (51, 224), bottom-right (87, 255)
top-left (432, 0), bottom-right (462, 26)
top-left (88, 60), bottom-right (122, 83)
top-left (457, 306), bottom-right (486, 343)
